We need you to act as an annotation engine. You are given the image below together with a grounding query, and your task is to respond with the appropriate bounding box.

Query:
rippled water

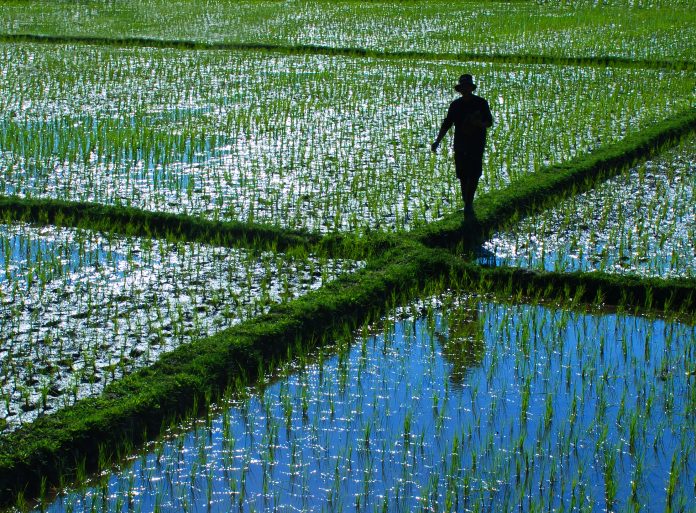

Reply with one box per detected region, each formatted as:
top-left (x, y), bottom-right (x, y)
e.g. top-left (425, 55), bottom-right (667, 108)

top-left (1, 44), bottom-right (692, 232)
top-left (482, 138), bottom-right (696, 278)
top-left (0, 223), bottom-right (363, 430)
top-left (31, 295), bottom-right (696, 512)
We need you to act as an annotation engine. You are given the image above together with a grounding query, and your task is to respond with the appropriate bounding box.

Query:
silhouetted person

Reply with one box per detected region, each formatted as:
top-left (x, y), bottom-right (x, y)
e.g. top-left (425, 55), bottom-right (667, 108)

top-left (431, 74), bottom-right (493, 215)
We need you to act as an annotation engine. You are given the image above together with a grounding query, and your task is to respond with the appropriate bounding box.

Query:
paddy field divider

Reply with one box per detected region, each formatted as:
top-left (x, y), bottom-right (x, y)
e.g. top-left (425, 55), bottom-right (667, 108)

top-left (3, 107), bottom-right (693, 260)
top-left (0, 196), bottom-right (399, 262)
top-left (0, 33), bottom-right (693, 71)
top-left (0, 76), bottom-right (694, 508)
top-left (1, 234), bottom-right (694, 505)
top-left (0, 240), bottom-right (453, 504)
top-left (0, 197), bottom-right (322, 254)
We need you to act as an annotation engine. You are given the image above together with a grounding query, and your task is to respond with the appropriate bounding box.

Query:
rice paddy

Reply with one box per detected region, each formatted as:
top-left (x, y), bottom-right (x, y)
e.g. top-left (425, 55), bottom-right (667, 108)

top-left (25, 294), bottom-right (696, 512)
top-left (0, 0), bottom-right (694, 62)
top-left (1, 43), bottom-right (693, 232)
top-left (0, 1), bottom-right (694, 510)
top-left (0, 222), bottom-right (362, 431)
top-left (481, 135), bottom-right (696, 278)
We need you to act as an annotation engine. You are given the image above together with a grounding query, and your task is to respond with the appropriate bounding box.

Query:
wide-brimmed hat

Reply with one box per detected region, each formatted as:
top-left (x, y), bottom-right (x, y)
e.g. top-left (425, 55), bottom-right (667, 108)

top-left (454, 74), bottom-right (477, 92)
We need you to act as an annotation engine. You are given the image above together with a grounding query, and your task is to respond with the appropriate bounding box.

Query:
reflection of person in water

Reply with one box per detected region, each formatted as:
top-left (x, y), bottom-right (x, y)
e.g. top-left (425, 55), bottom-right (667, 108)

top-left (435, 305), bottom-right (485, 389)
top-left (431, 74), bottom-right (493, 216)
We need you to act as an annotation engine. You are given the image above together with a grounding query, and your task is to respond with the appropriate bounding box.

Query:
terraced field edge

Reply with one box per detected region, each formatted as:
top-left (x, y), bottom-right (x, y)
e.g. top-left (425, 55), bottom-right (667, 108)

top-left (0, 33), bottom-right (693, 71)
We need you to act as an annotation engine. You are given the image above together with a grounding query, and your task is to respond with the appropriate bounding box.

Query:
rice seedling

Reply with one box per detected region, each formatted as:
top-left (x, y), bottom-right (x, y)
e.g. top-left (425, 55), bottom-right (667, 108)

top-left (0, 222), bottom-right (363, 431)
top-left (23, 292), bottom-right (695, 512)
top-left (0, 43), bottom-right (693, 232)
top-left (483, 135), bottom-right (696, 278)
top-left (0, 0), bottom-right (693, 62)
top-left (0, 2), bottom-right (693, 509)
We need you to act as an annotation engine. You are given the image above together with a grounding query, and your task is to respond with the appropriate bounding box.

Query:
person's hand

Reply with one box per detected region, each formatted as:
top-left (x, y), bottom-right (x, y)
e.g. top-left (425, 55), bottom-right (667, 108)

top-left (431, 141), bottom-right (439, 153)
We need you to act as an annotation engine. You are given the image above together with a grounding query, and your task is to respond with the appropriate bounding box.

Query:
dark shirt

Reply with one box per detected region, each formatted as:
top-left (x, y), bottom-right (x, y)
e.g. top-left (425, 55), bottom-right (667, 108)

top-left (438, 95), bottom-right (493, 153)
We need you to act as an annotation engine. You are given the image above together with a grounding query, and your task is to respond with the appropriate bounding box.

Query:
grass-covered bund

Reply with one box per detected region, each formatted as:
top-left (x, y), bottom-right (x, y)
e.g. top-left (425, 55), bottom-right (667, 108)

top-left (1, 112), bottom-right (695, 505)
top-left (0, 0), bottom-right (695, 509)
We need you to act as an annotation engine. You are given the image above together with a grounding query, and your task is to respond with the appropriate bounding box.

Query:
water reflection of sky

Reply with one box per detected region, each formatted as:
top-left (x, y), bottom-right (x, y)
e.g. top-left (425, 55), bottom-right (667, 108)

top-left (36, 296), bottom-right (696, 512)
top-left (482, 140), bottom-right (696, 279)
top-left (0, 225), bottom-right (132, 286)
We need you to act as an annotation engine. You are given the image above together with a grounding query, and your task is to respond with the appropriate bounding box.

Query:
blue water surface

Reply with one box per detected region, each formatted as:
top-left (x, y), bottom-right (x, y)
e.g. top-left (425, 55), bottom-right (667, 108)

top-left (33, 297), bottom-right (696, 513)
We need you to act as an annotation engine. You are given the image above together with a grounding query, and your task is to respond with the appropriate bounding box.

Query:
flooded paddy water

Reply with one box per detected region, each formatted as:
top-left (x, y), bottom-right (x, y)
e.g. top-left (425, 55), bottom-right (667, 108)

top-left (0, 0), bottom-right (694, 62)
top-left (1, 43), bottom-right (693, 232)
top-left (27, 294), bottom-right (696, 513)
top-left (0, 222), bottom-right (362, 431)
top-left (0, 4), bottom-right (694, 510)
top-left (482, 136), bottom-right (696, 279)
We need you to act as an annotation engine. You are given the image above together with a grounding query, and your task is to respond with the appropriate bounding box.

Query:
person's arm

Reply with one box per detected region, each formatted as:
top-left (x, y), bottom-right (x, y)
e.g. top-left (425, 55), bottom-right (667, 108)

top-left (431, 104), bottom-right (454, 152)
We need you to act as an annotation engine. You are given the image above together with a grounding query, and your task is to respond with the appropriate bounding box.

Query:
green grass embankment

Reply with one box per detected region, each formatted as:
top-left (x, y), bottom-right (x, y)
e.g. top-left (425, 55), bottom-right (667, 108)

top-left (414, 108), bottom-right (696, 250)
top-left (0, 195), bottom-right (397, 261)
top-left (0, 240), bottom-right (450, 504)
top-left (0, 33), bottom-right (693, 71)
top-left (0, 196), bottom-right (363, 257)
top-left (457, 263), bottom-right (696, 315)
top-left (2, 238), bottom-right (694, 505)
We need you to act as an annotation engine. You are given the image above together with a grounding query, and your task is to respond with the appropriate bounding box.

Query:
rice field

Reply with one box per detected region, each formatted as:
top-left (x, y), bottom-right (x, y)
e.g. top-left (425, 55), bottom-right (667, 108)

top-left (0, 222), bottom-right (362, 431)
top-left (1, 43), bottom-right (693, 232)
top-left (481, 136), bottom-right (696, 278)
top-left (1, 1), bottom-right (695, 510)
top-left (26, 294), bottom-right (696, 512)
top-left (0, 0), bottom-right (694, 62)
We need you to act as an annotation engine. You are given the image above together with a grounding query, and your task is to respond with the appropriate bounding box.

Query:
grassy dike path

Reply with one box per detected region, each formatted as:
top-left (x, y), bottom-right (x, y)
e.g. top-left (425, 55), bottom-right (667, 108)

top-left (0, 101), bottom-right (694, 506)
top-left (2, 240), bottom-right (693, 506)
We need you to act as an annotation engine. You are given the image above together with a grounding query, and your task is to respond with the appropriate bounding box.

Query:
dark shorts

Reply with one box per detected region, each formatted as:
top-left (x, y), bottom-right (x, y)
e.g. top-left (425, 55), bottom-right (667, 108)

top-left (454, 150), bottom-right (484, 180)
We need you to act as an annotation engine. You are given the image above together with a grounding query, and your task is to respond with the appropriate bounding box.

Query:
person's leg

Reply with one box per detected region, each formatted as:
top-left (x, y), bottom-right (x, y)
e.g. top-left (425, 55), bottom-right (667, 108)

top-left (456, 152), bottom-right (482, 213)
top-left (463, 173), bottom-right (480, 207)
top-left (464, 152), bottom-right (484, 212)
top-left (455, 151), bottom-right (471, 210)
top-left (459, 178), bottom-right (468, 207)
